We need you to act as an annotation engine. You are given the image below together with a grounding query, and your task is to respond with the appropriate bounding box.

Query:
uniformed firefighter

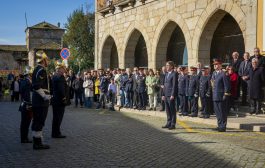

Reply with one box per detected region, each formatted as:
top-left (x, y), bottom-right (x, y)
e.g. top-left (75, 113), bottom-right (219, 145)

top-left (19, 66), bottom-right (33, 143)
top-left (31, 50), bottom-right (51, 150)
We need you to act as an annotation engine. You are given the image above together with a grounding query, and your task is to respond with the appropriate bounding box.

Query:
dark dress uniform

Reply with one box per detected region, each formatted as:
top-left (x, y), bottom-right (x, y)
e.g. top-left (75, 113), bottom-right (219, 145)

top-left (51, 73), bottom-right (67, 138)
top-left (137, 74), bottom-right (146, 110)
top-left (31, 64), bottom-right (50, 149)
top-left (211, 70), bottom-right (231, 131)
top-left (186, 74), bottom-right (199, 117)
top-left (199, 75), bottom-right (212, 118)
top-left (248, 67), bottom-right (265, 114)
top-left (178, 74), bottom-right (188, 115)
top-left (19, 75), bottom-right (32, 143)
top-left (163, 71), bottom-right (178, 129)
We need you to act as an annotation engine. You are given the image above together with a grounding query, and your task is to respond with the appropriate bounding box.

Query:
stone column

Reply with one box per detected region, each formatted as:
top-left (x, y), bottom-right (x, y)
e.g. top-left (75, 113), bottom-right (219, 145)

top-left (245, 0), bottom-right (257, 52)
top-left (28, 50), bottom-right (35, 68)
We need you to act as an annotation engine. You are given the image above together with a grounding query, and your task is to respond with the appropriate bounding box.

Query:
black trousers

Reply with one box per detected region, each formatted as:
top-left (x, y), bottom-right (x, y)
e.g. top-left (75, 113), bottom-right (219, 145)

top-left (133, 90), bottom-right (139, 108)
top-left (179, 95), bottom-right (188, 114)
top-left (188, 97), bottom-right (198, 114)
top-left (213, 101), bottom-right (227, 129)
top-left (251, 99), bottom-right (262, 113)
top-left (11, 92), bottom-right (19, 102)
top-left (75, 91), bottom-right (83, 106)
top-left (165, 97), bottom-right (176, 127)
top-left (20, 109), bottom-right (32, 141)
top-left (241, 80), bottom-right (248, 104)
top-left (126, 91), bottom-right (134, 108)
top-left (31, 106), bottom-right (49, 132)
top-left (52, 105), bottom-right (65, 136)
top-left (138, 92), bottom-right (146, 108)
top-left (200, 96), bottom-right (211, 116)
top-left (160, 90), bottom-right (165, 111)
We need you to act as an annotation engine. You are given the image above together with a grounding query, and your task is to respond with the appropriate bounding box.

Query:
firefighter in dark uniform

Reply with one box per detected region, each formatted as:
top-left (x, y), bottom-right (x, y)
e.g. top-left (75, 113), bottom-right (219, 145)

top-left (31, 50), bottom-right (51, 150)
top-left (211, 59), bottom-right (231, 132)
top-left (19, 66), bottom-right (33, 143)
top-left (51, 61), bottom-right (68, 138)
top-left (178, 66), bottom-right (188, 116)
top-left (186, 66), bottom-right (199, 117)
top-left (199, 66), bottom-right (212, 118)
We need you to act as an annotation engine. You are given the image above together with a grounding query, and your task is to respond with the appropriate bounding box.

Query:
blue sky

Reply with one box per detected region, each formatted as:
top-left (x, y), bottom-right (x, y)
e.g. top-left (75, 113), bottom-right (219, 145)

top-left (0, 0), bottom-right (95, 45)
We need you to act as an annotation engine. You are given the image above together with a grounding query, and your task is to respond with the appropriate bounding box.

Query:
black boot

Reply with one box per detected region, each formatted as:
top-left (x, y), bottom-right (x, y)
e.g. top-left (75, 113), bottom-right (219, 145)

top-left (33, 137), bottom-right (50, 150)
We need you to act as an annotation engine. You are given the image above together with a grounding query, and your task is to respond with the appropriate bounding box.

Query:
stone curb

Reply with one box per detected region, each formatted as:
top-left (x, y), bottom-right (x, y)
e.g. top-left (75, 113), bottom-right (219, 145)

top-left (115, 107), bottom-right (265, 132)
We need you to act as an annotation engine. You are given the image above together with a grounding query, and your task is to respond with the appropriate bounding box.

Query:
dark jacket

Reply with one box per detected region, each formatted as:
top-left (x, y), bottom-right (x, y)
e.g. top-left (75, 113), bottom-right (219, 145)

top-left (99, 75), bottom-right (109, 93)
top-left (178, 74), bottom-right (188, 96)
top-left (120, 74), bottom-right (128, 90)
top-left (125, 76), bottom-right (133, 92)
top-left (250, 55), bottom-right (265, 68)
top-left (238, 60), bottom-right (251, 77)
top-left (199, 75), bottom-right (212, 98)
top-left (186, 75), bottom-right (199, 97)
top-left (132, 74), bottom-right (139, 92)
top-left (230, 59), bottom-right (242, 73)
top-left (163, 71), bottom-right (178, 97)
top-left (52, 74), bottom-right (67, 106)
top-left (32, 65), bottom-right (50, 107)
top-left (137, 75), bottom-right (146, 93)
top-left (211, 71), bottom-right (231, 101)
top-left (248, 67), bottom-right (265, 99)
top-left (19, 77), bottom-right (31, 102)
top-left (72, 78), bottom-right (84, 93)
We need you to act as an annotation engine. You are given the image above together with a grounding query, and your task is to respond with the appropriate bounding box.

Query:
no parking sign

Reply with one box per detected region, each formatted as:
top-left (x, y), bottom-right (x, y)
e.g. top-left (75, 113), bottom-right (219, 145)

top-left (60, 48), bottom-right (70, 60)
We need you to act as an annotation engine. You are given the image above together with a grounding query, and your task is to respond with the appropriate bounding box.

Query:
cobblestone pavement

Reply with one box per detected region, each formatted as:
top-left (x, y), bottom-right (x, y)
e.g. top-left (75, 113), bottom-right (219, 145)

top-left (0, 102), bottom-right (265, 168)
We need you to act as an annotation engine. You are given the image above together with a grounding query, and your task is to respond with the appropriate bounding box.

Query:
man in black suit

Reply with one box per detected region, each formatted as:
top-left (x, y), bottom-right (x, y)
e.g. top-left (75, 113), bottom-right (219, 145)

top-left (248, 58), bottom-right (265, 115)
top-left (238, 52), bottom-right (252, 105)
top-left (162, 61), bottom-right (178, 130)
top-left (250, 47), bottom-right (265, 68)
top-left (159, 66), bottom-right (166, 111)
top-left (51, 61), bottom-right (68, 138)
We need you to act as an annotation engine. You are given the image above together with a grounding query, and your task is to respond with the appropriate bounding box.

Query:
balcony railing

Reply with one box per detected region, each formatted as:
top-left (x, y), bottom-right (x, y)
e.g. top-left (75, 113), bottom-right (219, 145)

top-left (97, 0), bottom-right (146, 16)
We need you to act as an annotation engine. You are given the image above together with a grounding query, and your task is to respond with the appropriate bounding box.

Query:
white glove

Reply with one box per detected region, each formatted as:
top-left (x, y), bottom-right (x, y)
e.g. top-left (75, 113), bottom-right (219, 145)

top-left (194, 94), bottom-right (198, 98)
top-left (35, 89), bottom-right (51, 101)
top-left (43, 94), bottom-right (52, 101)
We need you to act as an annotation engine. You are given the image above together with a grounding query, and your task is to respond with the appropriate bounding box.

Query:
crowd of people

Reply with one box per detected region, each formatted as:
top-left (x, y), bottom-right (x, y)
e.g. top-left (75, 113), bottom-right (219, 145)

top-left (1, 47), bottom-right (265, 150)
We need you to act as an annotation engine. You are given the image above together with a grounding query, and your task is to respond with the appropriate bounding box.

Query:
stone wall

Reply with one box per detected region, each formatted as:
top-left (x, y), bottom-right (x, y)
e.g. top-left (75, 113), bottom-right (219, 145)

top-left (95, 0), bottom-right (257, 69)
top-left (0, 51), bottom-right (19, 70)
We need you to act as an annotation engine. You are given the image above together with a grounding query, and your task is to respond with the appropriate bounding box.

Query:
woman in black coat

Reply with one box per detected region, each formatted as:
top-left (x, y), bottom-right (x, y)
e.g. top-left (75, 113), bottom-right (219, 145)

top-left (247, 58), bottom-right (265, 115)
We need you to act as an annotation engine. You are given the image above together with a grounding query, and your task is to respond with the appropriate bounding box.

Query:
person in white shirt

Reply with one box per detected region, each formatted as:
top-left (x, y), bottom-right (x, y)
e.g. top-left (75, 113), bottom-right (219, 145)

top-left (83, 72), bottom-right (94, 108)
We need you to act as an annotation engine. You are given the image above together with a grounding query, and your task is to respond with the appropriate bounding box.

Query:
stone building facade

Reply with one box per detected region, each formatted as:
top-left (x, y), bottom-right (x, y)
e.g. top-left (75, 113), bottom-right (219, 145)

top-left (0, 45), bottom-right (27, 70)
top-left (95, 0), bottom-right (258, 69)
top-left (26, 22), bottom-right (65, 67)
top-left (0, 22), bottom-right (65, 71)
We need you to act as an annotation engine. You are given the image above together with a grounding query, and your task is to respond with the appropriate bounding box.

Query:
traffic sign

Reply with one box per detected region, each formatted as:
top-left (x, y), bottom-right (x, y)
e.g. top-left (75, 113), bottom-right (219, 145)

top-left (60, 48), bottom-right (70, 60)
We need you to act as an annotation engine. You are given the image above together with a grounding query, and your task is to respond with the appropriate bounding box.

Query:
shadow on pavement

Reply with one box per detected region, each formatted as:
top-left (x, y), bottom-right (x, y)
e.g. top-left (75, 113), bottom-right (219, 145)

top-left (0, 102), bottom-right (240, 168)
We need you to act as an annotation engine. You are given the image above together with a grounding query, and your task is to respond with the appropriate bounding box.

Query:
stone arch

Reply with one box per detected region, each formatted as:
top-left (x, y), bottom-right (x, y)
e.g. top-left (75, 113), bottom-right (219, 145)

top-left (152, 11), bottom-right (192, 69)
top-left (100, 35), bottom-right (119, 69)
top-left (122, 22), bottom-right (151, 68)
top-left (194, 1), bottom-right (246, 65)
